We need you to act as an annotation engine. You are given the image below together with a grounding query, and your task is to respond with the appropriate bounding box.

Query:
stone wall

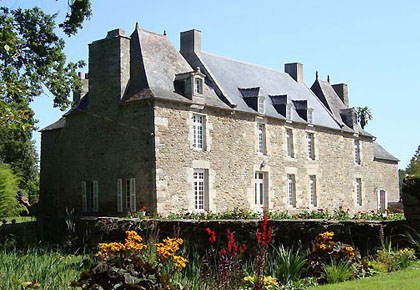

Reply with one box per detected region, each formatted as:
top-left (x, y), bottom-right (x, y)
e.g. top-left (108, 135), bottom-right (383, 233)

top-left (373, 159), bottom-right (400, 209)
top-left (40, 100), bottom-right (154, 216)
top-left (82, 217), bottom-right (408, 254)
top-left (154, 99), bottom-right (399, 215)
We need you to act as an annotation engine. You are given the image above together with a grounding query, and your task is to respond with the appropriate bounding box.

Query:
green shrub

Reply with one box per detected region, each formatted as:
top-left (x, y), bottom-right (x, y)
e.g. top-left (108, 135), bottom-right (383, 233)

top-left (0, 163), bottom-right (27, 217)
top-left (267, 245), bottom-right (307, 284)
top-left (323, 259), bottom-right (353, 284)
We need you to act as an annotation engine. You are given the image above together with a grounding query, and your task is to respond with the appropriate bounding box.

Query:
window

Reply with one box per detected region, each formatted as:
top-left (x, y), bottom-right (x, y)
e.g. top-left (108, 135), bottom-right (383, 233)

top-left (257, 123), bottom-right (266, 154)
top-left (194, 169), bottom-right (207, 211)
top-left (286, 103), bottom-right (292, 120)
top-left (286, 129), bottom-right (294, 157)
top-left (258, 97), bottom-right (265, 114)
top-left (355, 178), bottom-right (362, 206)
top-left (307, 133), bottom-right (315, 160)
top-left (194, 78), bottom-right (203, 94)
top-left (288, 174), bottom-right (296, 207)
top-left (308, 108), bottom-right (314, 124)
top-left (117, 178), bottom-right (136, 212)
top-left (354, 140), bottom-right (361, 164)
top-left (193, 115), bottom-right (204, 150)
top-left (309, 175), bottom-right (317, 207)
top-left (255, 172), bottom-right (266, 212)
top-left (81, 180), bottom-right (98, 212)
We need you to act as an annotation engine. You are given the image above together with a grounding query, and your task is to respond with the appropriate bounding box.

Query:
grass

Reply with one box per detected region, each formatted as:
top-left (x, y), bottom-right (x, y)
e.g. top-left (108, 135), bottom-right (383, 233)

top-left (4, 216), bottom-right (35, 224)
top-left (0, 247), bottom-right (92, 289)
top-left (312, 262), bottom-right (420, 290)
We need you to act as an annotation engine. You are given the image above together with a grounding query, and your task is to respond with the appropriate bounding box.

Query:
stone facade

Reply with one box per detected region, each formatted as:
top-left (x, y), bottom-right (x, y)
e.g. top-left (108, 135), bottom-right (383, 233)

top-left (40, 25), bottom-right (399, 216)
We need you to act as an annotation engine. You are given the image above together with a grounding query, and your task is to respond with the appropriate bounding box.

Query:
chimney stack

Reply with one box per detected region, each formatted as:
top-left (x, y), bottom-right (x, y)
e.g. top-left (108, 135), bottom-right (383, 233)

top-left (180, 29), bottom-right (201, 55)
top-left (285, 63), bottom-right (303, 83)
top-left (332, 83), bottom-right (349, 107)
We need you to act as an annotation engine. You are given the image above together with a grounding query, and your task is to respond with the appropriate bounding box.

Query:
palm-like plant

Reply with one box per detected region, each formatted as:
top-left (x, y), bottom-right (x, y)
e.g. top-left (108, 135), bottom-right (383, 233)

top-left (356, 106), bottom-right (373, 129)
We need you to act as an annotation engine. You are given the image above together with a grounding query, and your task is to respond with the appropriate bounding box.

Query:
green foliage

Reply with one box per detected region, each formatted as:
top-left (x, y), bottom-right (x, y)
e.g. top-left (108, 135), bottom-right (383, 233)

top-left (0, 6), bottom-right (85, 129)
top-left (73, 231), bottom-right (186, 289)
top-left (267, 245), bottom-right (307, 284)
top-left (0, 247), bottom-right (91, 289)
top-left (59, 0), bottom-right (92, 36)
top-left (151, 207), bottom-right (404, 221)
top-left (0, 163), bottom-right (27, 217)
top-left (306, 231), bottom-right (363, 278)
top-left (242, 274), bottom-right (278, 289)
top-left (406, 145), bottom-right (420, 177)
top-left (355, 106), bottom-right (373, 129)
top-left (370, 242), bottom-right (417, 273)
top-left (322, 259), bottom-right (353, 284)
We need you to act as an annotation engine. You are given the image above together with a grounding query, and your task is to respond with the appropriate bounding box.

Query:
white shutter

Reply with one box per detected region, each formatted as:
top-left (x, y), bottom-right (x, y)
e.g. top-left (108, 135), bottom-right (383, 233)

top-left (130, 178), bottom-right (136, 212)
top-left (117, 179), bottom-right (123, 212)
top-left (93, 180), bottom-right (99, 212)
top-left (81, 181), bottom-right (87, 212)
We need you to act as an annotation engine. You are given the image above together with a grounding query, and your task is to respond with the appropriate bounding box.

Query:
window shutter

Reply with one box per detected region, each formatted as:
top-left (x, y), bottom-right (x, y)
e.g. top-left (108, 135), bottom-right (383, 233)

top-left (81, 181), bottom-right (87, 212)
top-left (130, 178), bottom-right (136, 212)
top-left (117, 179), bottom-right (123, 212)
top-left (93, 180), bottom-right (99, 212)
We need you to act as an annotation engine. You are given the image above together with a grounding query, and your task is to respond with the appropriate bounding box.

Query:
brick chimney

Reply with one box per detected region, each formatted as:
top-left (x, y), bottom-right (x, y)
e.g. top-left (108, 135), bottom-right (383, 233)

top-left (180, 29), bottom-right (201, 56)
top-left (285, 63), bottom-right (303, 83)
top-left (332, 83), bottom-right (349, 107)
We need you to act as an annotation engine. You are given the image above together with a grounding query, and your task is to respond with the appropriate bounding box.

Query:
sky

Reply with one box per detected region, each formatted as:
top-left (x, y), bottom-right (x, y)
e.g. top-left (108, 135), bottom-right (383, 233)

top-left (3, 0), bottom-right (420, 169)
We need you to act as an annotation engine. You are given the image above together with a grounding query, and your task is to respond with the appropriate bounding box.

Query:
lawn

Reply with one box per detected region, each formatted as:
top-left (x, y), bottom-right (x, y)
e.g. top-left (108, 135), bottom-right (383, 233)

top-left (4, 216), bottom-right (35, 224)
top-left (0, 248), bottom-right (92, 289)
top-left (312, 263), bottom-right (420, 290)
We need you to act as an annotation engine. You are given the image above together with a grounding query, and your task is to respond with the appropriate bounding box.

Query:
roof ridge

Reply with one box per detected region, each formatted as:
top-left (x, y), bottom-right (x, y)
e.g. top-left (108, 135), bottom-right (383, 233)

top-left (201, 51), bottom-right (288, 76)
top-left (137, 27), bottom-right (166, 37)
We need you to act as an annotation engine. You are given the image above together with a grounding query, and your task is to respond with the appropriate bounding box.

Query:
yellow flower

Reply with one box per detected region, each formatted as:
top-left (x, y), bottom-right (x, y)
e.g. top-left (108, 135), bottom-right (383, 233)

top-left (319, 243), bottom-right (328, 250)
top-left (345, 246), bottom-right (354, 252)
top-left (319, 231), bottom-right (334, 240)
top-left (173, 255), bottom-right (188, 268)
top-left (328, 241), bottom-right (336, 246)
top-left (155, 237), bottom-right (184, 259)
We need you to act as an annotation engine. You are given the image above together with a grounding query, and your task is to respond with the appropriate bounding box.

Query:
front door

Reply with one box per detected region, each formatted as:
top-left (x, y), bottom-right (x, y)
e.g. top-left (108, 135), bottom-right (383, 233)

top-left (255, 172), bottom-right (265, 213)
top-left (379, 190), bottom-right (387, 212)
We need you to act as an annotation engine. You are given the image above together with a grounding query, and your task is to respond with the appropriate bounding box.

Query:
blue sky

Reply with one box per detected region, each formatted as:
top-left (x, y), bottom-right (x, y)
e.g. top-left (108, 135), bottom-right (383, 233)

top-left (4, 0), bottom-right (420, 169)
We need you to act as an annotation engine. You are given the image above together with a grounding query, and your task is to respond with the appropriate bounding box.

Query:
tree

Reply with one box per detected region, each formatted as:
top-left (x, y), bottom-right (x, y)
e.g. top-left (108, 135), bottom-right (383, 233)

top-left (0, 163), bottom-right (27, 217)
top-left (0, 1), bottom-right (92, 130)
top-left (355, 106), bottom-right (373, 129)
top-left (406, 145), bottom-right (420, 177)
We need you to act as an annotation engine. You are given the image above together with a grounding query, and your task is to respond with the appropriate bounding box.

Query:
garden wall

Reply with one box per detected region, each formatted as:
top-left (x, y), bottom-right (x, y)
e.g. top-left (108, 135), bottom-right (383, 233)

top-left (76, 218), bottom-right (411, 255)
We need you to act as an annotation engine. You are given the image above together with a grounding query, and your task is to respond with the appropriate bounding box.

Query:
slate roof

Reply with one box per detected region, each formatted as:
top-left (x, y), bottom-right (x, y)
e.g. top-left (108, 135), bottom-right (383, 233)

top-left (374, 142), bottom-right (399, 162)
top-left (40, 117), bottom-right (66, 132)
top-left (125, 28), bottom-right (230, 110)
top-left (199, 52), bottom-right (340, 129)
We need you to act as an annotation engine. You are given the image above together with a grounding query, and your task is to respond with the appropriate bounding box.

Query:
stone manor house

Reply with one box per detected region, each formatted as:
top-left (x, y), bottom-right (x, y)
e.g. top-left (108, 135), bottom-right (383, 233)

top-left (40, 24), bottom-right (399, 216)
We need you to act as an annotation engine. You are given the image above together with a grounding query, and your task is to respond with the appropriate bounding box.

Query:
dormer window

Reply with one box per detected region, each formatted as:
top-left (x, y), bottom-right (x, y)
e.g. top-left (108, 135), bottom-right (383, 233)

top-left (194, 77), bottom-right (203, 95)
top-left (258, 97), bottom-right (265, 114)
top-left (308, 108), bottom-right (314, 124)
top-left (286, 103), bottom-right (292, 120)
top-left (174, 68), bottom-right (205, 99)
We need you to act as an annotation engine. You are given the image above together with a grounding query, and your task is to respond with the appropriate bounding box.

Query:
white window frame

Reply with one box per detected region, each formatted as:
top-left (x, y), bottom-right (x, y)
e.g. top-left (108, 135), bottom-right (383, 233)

top-left (257, 123), bottom-right (266, 154)
top-left (354, 139), bottom-right (361, 165)
top-left (117, 179), bottom-right (123, 213)
top-left (307, 132), bottom-right (315, 160)
top-left (82, 180), bottom-right (98, 212)
top-left (355, 178), bottom-right (362, 206)
top-left (254, 172), bottom-right (266, 213)
top-left (308, 108), bottom-right (314, 124)
top-left (286, 103), bottom-right (292, 120)
top-left (194, 77), bottom-right (203, 95)
top-left (192, 114), bottom-right (205, 151)
top-left (309, 175), bottom-right (317, 207)
top-left (258, 97), bottom-right (265, 114)
top-left (286, 129), bottom-right (294, 158)
top-left (288, 174), bottom-right (296, 207)
top-left (125, 178), bottom-right (136, 212)
top-left (193, 169), bottom-right (207, 211)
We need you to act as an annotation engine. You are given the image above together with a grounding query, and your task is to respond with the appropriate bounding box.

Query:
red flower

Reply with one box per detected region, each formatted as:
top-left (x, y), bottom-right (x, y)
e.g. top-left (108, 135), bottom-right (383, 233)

top-left (205, 227), bottom-right (216, 243)
top-left (256, 211), bottom-right (272, 247)
top-left (219, 248), bottom-right (226, 257)
top-left (240, 243), bottom-right (247, 253)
